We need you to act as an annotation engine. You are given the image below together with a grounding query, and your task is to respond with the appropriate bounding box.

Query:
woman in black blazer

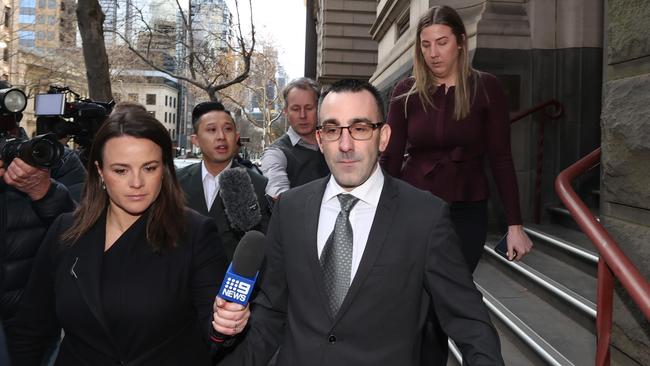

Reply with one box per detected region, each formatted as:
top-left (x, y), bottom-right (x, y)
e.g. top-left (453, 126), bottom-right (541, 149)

top-left (8, 105), bottom-right (249, 365)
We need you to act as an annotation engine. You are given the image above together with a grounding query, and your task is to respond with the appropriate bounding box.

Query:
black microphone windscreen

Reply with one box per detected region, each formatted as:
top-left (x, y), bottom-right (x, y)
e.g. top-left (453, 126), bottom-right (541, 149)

top-left (231, 230), bottom-right (266, 278)
top-left (219, 167), bottom-right (262, 231)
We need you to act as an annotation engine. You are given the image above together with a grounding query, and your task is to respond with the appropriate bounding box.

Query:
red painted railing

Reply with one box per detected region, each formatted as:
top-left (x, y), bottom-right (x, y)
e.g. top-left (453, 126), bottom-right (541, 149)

top-left (555, 147), bottom-right (650, 366)
top-left (510, 99), bottom-right (564, 224)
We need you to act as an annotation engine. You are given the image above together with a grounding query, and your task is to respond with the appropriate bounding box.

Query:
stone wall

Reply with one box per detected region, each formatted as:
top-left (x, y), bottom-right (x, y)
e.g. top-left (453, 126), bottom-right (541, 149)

top-left (601, 0), bottom-right (650, 364)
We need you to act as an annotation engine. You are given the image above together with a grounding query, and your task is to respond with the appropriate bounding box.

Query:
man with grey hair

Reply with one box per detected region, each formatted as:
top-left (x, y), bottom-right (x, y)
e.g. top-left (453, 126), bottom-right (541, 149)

top-left (261, 77), bottom-right (329, 199)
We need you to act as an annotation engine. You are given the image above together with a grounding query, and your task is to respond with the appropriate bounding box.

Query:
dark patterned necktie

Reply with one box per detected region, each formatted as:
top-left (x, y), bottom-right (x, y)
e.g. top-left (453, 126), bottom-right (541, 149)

top-left (320, 193), bottom-right (359, 316)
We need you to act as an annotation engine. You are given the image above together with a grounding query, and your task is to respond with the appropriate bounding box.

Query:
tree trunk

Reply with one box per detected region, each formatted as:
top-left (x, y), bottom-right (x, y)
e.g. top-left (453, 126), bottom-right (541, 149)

top-left (76, 0), bottom-right (112, 102)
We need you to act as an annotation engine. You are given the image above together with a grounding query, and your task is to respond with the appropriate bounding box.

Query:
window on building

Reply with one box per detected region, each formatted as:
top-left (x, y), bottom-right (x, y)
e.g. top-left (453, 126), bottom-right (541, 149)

top-left (146, 94), bottom-right (156, 105)
top-left (165, 95), bottom-right (168, 106)
top-left (36, 31), bottom-right (45, 40)
top-left (173, 98), bottom-right (176, 108)
top-left (113, 93), bottom-right (122, 102)
top-left (18, 30), bottom-right (35, 47)
top-left (38, 0), bottom-right (45, 7)
top-left (48, 0), bottom-right (56, 9)
top-left (47, 31), bottom-right (54, 40)
top-left (396, 8), bottom-right (410, 41)
top-left (19, 14), bottom-right (35, 24)
top-left (3, 7), bottom-right (11, 28)
top-left (36, 14), bottom-right (44, 24)
top-left (164, 112), bottom-right (168, 122)
top-left (128, 93), bottom-right (138, 102)
top-left (20, 0), bottom-right (35, 6)
top-left (48, 15), bottom-right (55, 25)
top-left (172, 114), bottom-right (176, 123)
top-left (2, 48), bottom-right (8, 62)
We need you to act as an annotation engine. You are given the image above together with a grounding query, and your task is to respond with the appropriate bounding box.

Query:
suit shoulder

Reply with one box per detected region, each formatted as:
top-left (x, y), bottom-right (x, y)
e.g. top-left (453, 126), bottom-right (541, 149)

top-left (277, 176), bottom-right (327, 202)
top-left (177, 162), bottom-right (200, 179)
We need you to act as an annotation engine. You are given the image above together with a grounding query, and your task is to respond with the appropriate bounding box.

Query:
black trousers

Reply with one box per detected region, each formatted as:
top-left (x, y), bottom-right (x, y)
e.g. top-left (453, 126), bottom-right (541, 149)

top-left (422, 200), bottom-right (488, 365)
top-left (449, 200), bottom-right (488, 273)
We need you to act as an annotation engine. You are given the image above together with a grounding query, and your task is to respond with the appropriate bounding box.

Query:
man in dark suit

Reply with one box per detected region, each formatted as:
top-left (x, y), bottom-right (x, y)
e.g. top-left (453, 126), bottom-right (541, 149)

top-left (220, 79), bottom-right (503, 365)
top-left (177, 101), bottom-right (271, 260)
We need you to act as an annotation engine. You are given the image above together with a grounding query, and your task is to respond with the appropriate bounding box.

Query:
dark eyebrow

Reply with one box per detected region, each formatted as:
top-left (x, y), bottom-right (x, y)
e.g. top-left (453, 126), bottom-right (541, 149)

top-left (349, 117), bottom-right (374, 124)
top-left (321, 118), bottom-right (340, 126)
top-left (435, 36), bottom-right (449, 41)
top-left (109, 160), bottom-right (160, 168)
top-left (321, 117), bottom-right (374, 126)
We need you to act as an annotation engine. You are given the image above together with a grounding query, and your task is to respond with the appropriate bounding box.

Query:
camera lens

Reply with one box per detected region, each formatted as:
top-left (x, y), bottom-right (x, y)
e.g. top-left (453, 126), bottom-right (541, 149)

top-left (19, 134), bottom-right (64, 168)
top-left (29, 138), bottom-right (57, 165)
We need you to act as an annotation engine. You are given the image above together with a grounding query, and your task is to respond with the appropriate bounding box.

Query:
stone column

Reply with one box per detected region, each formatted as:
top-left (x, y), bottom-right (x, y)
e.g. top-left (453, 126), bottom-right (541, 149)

top-left (601, 1), bottom-right (650, 364)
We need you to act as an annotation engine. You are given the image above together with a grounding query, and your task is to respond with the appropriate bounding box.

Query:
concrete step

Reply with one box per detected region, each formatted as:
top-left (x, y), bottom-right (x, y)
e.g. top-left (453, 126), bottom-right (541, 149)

top-left (486, 230), bottom-right (598, 311)
top-left (448, 290), bottom-right (551, 366)
top-left (474, 253), bottom-right (596, 365)
top-left (547, 206), bottom-right (600, 232)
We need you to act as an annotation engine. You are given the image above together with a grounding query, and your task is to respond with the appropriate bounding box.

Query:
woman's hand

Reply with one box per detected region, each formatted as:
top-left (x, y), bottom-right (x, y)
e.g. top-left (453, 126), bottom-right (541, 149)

top-left (212, 297), bottom-right (251, 336)
top-left (506, 225), bottom-right (533, 261)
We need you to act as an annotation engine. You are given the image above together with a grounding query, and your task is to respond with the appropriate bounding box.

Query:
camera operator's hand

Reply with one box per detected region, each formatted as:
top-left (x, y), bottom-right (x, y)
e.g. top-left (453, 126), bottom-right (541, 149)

top-left (1, 158), bottom-right (51, 200)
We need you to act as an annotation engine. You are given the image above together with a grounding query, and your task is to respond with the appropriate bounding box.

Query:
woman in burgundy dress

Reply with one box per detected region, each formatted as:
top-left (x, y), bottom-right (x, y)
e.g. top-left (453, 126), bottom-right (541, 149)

top-left (381, 5), bottom-right (533, 272)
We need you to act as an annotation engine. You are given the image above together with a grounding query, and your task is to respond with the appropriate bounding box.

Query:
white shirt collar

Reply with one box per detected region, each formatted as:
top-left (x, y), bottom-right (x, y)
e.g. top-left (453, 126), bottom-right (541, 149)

top-left (287, 127), bottom-right (319, 149)
top-left (201, 159), bottom-right (233, 181)
top-left (322, 164), bottom-right (384, 207)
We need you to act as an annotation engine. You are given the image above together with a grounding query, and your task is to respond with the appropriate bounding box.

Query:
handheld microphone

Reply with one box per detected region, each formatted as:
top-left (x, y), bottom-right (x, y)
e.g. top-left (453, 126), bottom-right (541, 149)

top-left (212, 230), bottom-right (266, 344)
top-left (219, 167), bottom-right (262, 231)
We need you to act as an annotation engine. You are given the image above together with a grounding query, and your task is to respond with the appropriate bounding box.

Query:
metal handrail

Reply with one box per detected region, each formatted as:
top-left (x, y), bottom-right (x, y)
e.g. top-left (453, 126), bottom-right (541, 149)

top-left (510, 99), bottom-right (564, 224)
top-left (554, 147), bottom-right (650, 366)
top-left (510, 99), bottom-right (564, 124)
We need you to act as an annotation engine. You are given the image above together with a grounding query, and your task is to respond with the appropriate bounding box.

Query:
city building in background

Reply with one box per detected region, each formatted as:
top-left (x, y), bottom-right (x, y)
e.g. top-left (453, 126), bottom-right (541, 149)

top-left (304, 0), bottom-right (377, 84)
top-left (8, 0), bottom-right (86, 137)
top-left (113, 71), bottom-right (180, 143)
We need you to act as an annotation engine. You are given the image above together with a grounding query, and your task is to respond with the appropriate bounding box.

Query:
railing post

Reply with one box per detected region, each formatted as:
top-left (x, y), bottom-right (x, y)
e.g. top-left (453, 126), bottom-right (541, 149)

top-left (596, 259), bottom-right (614, 366)
top-left (510, 99), bottom-right (563, 224)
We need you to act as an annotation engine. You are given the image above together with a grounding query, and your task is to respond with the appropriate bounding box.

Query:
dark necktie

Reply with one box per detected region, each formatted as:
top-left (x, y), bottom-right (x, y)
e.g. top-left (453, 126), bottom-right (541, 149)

top-left (320, 193), bottom-right (359, 316)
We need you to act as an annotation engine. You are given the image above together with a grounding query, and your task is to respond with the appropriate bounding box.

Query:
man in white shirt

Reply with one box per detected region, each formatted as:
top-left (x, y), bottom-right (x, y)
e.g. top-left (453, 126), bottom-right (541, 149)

top-left (177, 101), bottom-right (271, 260)
top-left (261, 77), bottom-right (329, 199)
top-left (220, 80), bottom-right (503, 366)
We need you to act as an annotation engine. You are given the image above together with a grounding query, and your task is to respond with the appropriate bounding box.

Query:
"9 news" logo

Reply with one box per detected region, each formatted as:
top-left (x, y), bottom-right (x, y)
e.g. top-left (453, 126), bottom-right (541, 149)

top-left (221, 276), bottom-right (252, 303)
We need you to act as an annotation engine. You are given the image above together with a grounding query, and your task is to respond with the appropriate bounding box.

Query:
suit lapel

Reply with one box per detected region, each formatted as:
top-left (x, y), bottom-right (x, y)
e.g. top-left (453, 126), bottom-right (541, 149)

top-left (303, 178), bottom-right (334, 320)
top-left (186, 164), bottom-right (209, 215)
top-left (332, 174), bottom-right (399, 326)
top-left (70, 213), bottom-right (123, 356)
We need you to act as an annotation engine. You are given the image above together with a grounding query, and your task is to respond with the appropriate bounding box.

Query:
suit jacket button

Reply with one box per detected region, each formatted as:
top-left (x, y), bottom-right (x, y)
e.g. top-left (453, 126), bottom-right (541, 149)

top-left (328, 334), bottom-right (337, 344)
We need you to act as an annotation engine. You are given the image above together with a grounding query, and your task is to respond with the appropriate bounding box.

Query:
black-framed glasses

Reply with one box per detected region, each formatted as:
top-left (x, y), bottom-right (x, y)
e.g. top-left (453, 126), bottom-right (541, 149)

top-left (317, 122), bottom-right (385, 141)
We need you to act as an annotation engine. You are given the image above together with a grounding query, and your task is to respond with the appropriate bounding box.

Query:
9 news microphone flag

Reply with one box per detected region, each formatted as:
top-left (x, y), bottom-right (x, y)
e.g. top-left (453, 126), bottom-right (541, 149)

top-left (212, 230), bottom-right (265, 343)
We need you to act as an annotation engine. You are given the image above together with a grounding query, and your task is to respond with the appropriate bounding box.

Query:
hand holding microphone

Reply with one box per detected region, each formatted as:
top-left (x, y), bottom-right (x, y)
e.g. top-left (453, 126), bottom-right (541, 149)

top-left (211, 230), bottom-right (265, 342)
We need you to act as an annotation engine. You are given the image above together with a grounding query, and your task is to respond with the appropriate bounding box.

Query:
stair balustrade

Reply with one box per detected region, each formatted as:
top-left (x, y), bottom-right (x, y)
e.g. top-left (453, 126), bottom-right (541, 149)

top-left (510, 99), bottom-right (564, 224)
top-left (555, 147), bottom-right (650, 366)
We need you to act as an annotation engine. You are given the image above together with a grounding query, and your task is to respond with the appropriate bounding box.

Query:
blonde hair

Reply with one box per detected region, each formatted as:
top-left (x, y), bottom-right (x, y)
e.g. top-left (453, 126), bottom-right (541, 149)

top-left (398, 5), bottom-right (479, 121)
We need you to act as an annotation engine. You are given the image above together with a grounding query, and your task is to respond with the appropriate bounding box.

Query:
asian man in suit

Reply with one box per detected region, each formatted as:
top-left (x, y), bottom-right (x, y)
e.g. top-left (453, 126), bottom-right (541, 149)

top-left (220, 79), bottom-right (504, 366)
top-left (177, 102), bottom-right (271, 260)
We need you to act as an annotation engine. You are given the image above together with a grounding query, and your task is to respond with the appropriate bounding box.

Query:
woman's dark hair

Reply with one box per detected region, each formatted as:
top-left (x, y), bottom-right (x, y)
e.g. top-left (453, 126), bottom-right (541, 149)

top-left (62, 106), bottom-right (185, 252)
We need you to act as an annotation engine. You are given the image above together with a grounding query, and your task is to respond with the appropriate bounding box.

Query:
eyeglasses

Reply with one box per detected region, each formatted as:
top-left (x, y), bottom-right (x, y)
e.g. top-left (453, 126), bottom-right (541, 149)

top-left (317, 122), bottom-right (385, 141)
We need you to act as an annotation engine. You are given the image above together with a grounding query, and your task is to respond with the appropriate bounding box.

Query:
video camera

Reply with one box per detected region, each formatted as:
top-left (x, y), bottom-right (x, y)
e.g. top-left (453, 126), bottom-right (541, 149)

top-left (35, 85), bottom-right (114, 165)
top-left (0, 86), bottom-right (64, 168)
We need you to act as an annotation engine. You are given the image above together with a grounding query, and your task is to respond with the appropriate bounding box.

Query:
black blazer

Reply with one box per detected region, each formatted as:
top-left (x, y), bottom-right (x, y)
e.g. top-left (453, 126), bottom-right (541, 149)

top-left (221, 172), bottom-right (503, 366)
top-left (8, 209), bottom-right (228, 366)
top-left (177, 160), bottom-right (271, 260)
